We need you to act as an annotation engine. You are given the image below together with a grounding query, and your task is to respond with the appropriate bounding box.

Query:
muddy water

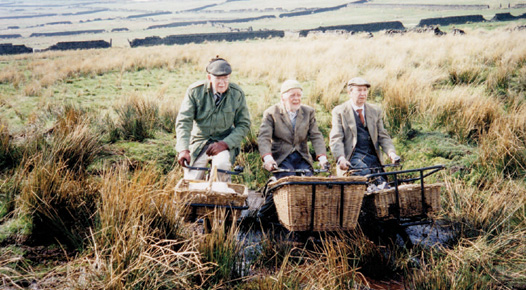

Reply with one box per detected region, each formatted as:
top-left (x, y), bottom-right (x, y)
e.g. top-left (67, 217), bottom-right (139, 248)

top-left (234, 189), bottom-right (455, 287)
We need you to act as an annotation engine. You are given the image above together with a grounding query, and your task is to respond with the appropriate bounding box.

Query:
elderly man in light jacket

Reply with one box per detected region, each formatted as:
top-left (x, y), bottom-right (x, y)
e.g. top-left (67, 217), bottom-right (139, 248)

top-left (258, 79), bottom-right (328, 179)
top-left (330, 77), bottom-right (399, 178)
top-left (257, 79), bottom-right (328, 222)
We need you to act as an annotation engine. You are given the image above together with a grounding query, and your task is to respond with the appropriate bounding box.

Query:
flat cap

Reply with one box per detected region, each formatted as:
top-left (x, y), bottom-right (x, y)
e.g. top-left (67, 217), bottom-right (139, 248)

top-left (347, 77), bottom-right (371, 88)
top-left (280, 79), bottom-right (302, 94)
top-left (206, 58), bottom-right (232, 76)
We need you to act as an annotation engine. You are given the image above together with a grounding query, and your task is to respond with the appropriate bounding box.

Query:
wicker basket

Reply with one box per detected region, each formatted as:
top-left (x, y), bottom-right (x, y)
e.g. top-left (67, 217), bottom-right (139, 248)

top-left (174, 172), bottom-right (248, 220)
top-left (371, 183), bottom-right (443, 220)
top-left (269, 176), bottom-right (367, 232)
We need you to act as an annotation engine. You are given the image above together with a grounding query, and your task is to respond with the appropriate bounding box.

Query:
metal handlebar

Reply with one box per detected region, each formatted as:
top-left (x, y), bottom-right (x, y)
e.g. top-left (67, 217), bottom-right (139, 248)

top-left (271, 167), bottom-right (329, 174)
top-left (346, 162), bottom-right (402, 174)
top-left (183, 161), bottom-right (244, 175)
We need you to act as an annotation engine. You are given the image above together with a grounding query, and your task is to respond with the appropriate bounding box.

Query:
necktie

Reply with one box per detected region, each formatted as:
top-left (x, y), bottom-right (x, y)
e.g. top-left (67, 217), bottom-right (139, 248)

top-left (356, 109), bottom-right (365, 125)
top-left (214, 93), bottom-right (222, 106)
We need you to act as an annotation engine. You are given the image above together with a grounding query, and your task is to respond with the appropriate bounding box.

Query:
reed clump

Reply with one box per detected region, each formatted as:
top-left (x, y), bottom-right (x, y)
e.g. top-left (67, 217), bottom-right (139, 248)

top-left (89, 165), bottom-right (206, 289)
top-left (112, 94), bottom-right (159, 142)
top-left (0, 120), bottom-right (21, 170)
top-left (477, 103), bottom-right (526, 179)
top-left (18, 154), bottom-right (99, 249)
top-left (428, 86), bottom-right (500, 143)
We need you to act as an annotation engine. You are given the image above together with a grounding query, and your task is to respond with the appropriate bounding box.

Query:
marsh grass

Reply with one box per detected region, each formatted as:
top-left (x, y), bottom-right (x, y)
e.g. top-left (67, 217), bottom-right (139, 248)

top-left (0, 67), bottom-right (24, 89)
top-left (18, 154), bottom-right (99, 249)
top-left (478, 103), bottom-right (526, 179)
top-left (0, 121), bottom-right (21, 170)
top-left (46, 106), bottom-right (104, 173)
top-left (90, 165), bottom-right (207, 289)
top-left (427, 86), bottom-right (500, 143)
top-left (113, 93), bottom-right (159, 142)
top-left (407, 225), bottom-right (526, 290)
top-left (197, 211), bottom-right (248, 288)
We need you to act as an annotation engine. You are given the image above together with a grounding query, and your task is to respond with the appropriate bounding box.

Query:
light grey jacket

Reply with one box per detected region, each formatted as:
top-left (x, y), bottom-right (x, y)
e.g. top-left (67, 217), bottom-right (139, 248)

top-left (329, 101), bottom-right (395, 164)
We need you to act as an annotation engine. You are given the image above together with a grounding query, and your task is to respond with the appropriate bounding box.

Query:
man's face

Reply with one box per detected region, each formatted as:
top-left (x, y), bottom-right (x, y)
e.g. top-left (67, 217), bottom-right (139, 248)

top-left (281, 88), bottom-right (302, 112)
top-left (208, 74), bottom-right (230, 94)
top-left (348, 85), bottom-right (369, 107)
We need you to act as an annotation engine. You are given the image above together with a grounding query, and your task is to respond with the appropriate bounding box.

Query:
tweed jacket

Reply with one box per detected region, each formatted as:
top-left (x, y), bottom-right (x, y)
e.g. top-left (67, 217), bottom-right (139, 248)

top-left (258, 103), bottom-right (327, 167)
top-left (329, 101), bottom-right (395, 164)
top-left (175, 80), bottom-right (251, 166)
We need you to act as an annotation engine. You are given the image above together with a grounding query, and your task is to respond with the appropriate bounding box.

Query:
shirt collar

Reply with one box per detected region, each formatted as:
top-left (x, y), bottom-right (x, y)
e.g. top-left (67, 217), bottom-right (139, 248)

top-left (351, 103), bottom-right (365, 112)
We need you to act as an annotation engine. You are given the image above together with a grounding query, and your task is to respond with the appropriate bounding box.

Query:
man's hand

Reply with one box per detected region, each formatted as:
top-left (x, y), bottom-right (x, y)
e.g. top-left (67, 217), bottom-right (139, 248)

top-left (318, 155), bottom-right (330, 170)
top-left (206, 141), bottom-right (229, 156)
top-left (263, 155), bottom-right (278, 171)
top-left (337, 156), bottom-right (351, 171)
top-left (389, 152), bottom-right (401, 164)
top-left (264, 160), bottom-right (278, 171)
top-left (178, 150), bottom-right (191, 167)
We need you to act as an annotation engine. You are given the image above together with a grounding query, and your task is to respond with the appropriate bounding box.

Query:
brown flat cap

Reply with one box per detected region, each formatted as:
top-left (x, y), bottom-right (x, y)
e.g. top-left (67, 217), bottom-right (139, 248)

top-left (347, 77), bottom-right (371, 88)
top-left (206, 58), bottom-right (232, 76)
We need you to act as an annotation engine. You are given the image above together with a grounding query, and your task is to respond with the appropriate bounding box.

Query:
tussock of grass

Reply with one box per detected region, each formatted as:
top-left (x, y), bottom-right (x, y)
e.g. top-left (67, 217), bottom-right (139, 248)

top-left (478, 103), bottom-right (526, 179)
top-left (89, 165), bottom-right (206, 289)
top-left (112, 93), bottom-right (159, 142)
top-left (428, 86), bottom-right (500, 143)
top-left (0, 121), bottom-right (21, 170)
top-left (18, 155), bottom-right (99, 249)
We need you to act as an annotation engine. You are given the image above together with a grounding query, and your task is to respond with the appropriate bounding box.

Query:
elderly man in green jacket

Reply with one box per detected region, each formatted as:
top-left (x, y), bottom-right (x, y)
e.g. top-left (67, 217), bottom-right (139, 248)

top-left (176, 57), bottom-right (251, 181)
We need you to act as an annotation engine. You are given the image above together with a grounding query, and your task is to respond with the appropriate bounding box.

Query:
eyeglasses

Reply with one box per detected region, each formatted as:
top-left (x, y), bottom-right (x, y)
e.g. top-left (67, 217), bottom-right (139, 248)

top-left (211, 75), bottom-right (230, 82)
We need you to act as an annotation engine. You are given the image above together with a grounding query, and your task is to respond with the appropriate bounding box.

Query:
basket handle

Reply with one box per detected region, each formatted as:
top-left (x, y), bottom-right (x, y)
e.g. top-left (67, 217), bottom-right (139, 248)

top-left (206, 165), bottom-right (219, 193)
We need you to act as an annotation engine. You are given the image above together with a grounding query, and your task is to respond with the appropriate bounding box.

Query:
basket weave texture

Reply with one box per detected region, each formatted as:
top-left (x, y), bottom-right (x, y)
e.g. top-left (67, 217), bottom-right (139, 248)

top-left (174, 179), bottom-right (248, 218)
top-left (270, 176), bottom-right (366, 232)
top-left (372, 183), bottom-right (443, 219)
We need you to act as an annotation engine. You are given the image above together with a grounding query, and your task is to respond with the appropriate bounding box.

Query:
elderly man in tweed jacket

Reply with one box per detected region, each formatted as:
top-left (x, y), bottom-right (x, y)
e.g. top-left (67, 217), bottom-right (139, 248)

top-left (258, 79), bottom-right (328, 179)
top-left (330, 77), bottom-right (399, 178)
top-left (257, 79), bottom-right (328, 223)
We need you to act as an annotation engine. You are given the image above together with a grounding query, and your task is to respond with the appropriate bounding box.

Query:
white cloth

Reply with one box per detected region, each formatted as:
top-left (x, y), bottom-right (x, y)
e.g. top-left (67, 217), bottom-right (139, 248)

top-left (184, 150), bottom-right (232, 182)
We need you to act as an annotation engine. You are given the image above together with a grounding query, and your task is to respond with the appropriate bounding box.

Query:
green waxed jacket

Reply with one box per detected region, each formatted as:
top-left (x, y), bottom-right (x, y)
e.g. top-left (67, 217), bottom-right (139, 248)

top-left (175, 80), bottom-right (251, 166)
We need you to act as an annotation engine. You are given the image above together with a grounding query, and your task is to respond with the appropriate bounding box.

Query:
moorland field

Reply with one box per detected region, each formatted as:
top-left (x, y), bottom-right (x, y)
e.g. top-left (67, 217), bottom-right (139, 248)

top-left (1, 0), bottom-right (526, 48)
top-left (1, 1), bottom-right (526, 289)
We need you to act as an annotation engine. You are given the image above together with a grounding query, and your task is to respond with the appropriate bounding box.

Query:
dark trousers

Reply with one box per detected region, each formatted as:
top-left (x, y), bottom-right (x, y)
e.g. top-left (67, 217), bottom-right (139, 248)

top-left (350, 152), bottom-right (382, 175)
top-left (258, 152), bottom-right (313, 223)
top-left (350, 152), bottom-right (386, 184)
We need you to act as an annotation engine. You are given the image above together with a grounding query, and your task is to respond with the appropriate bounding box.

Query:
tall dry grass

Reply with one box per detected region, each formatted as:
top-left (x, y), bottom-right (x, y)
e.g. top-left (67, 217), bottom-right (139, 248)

top-left (0, 120), bottom-right (21, 170)
top-left (18, 154), bottom-right (99, 249)
top-left (478, 103), bottom-right (526, 179)
top-left (112, 93), bottom-right (160, 142)
top-left (88, 165), bottom-right (207, 289)
top-left (427, 86), bottom-right (500, 143)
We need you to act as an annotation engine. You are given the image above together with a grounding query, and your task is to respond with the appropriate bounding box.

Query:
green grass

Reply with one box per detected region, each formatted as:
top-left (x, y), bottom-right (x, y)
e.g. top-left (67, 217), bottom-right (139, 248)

top-left (110, 133), bottom-right (177, 174)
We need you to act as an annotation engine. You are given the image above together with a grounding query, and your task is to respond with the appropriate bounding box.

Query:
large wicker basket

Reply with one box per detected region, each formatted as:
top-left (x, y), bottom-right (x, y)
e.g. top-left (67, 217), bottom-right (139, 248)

top-left (269, 176), bottom-right (367, 232)
top-left (371, 183), bottom-right (443, 220)
top-left (174, 178), bottom-right (248, 220)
